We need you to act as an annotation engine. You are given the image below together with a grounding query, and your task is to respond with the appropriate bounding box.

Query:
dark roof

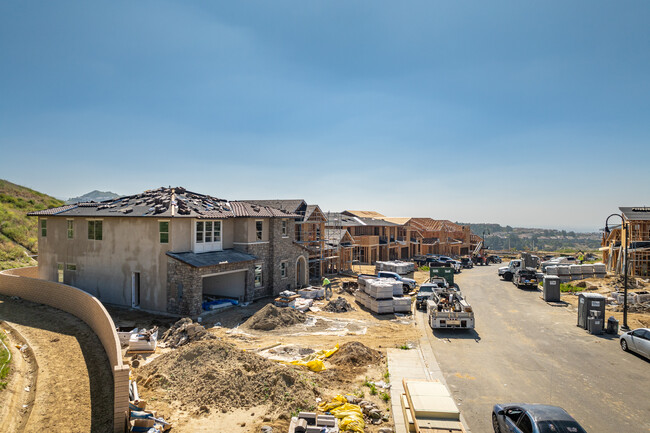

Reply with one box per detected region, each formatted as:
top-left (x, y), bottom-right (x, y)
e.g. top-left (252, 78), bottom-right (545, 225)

top-left (166, 249), bottom-right (257, 268)
top-left (324, 228), bottom-right (352, 245)
top-left (246, 199), bottom-right (306, 214)
top-left (620, 207), bottom-right (650, 221)
top-left (27, 187), bottom-right (300, 219)
top-left (326, 212), bottom-right (398, 227)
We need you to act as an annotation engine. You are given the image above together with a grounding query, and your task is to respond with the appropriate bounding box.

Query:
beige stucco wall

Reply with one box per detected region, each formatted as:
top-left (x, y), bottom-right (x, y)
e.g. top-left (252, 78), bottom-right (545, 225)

top-left (0, 268), bottom-right (130, 432)
top-left (37, 216), bottom-right (171, 312)
top-left (233, 218), bottom-right (269, 243)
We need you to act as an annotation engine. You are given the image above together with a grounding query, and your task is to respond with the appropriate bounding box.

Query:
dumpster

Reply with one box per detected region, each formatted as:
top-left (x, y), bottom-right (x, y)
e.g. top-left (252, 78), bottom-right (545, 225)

top-left (606, 316), bottom-right (619, 335)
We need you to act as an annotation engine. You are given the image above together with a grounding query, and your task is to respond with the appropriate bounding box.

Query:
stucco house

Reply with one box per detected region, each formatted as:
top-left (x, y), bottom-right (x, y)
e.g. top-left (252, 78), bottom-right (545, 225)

top-left (28, 187), bottom-right (309, 316)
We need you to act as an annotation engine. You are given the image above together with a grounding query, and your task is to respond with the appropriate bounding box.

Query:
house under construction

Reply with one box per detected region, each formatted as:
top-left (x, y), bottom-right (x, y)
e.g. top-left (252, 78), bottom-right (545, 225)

top-left (601, 207), bottom-right (650, 277)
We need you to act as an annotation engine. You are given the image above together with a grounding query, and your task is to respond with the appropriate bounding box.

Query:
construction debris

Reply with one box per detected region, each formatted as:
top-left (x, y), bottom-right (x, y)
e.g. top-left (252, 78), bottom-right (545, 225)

top-left (242, 304), bottom-right (307, 331)
top-left (160, 318), bottom-right (215, 348)
top-left (324, 297), bottom-right (355, 313)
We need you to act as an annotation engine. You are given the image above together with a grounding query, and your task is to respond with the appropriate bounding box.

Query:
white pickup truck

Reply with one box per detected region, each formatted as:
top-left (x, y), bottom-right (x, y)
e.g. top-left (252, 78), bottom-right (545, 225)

top-left (498, 260), bottom-right (522, 281)
top-left (426, 289), bottom-right (474, 329)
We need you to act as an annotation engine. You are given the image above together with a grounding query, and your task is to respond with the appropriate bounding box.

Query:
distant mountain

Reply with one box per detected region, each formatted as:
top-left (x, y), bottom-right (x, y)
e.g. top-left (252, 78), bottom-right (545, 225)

top-left (461, 222), bottom-right (602, 252)
top-left (0, 179), bottom-right (64, 270)
top-left (66, 190), bottom-right (120, 204)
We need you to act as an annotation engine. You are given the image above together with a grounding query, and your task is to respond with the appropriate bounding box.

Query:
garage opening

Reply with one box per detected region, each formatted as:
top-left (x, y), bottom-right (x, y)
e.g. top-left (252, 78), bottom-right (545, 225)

top-left (201, 270), bottom-right (246, 311)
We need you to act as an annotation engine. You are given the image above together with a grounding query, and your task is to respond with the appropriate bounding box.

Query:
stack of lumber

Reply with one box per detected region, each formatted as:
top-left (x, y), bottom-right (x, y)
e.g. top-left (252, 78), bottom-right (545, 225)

top-left (298, 287), bottom-right (325, 299)
top-left (400, 379), bottom-right (465, 433)
top-left (376, 260), bottom-right (415, 274)
top-left (592, 263), bottom-right (606, 278)
top-left (393, 296), bottom-right (412, 313)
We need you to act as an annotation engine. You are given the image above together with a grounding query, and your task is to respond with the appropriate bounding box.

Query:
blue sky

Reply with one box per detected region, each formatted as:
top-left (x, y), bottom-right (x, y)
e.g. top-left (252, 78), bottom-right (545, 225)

top-left (1, 1), bottom-right (649, 231)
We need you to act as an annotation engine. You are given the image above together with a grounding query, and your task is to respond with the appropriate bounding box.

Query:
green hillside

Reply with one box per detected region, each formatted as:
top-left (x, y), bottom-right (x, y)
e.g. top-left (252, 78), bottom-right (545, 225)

top-left (0, 179), bottom-right (64, 270)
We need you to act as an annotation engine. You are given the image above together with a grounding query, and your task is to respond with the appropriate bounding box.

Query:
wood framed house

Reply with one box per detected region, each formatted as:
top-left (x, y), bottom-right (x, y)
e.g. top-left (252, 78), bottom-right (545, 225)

top-left (601, 207), bottom-right (650, 277)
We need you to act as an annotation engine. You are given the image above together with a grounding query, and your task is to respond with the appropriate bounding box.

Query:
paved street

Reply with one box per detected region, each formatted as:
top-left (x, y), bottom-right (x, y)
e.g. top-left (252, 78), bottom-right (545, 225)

top-left (416, 265), bottom-right (650, 433)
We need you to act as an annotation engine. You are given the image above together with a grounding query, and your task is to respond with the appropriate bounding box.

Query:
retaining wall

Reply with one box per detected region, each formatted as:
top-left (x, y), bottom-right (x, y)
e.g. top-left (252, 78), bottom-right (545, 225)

top-left (0, 267), bottom-right (129, 433)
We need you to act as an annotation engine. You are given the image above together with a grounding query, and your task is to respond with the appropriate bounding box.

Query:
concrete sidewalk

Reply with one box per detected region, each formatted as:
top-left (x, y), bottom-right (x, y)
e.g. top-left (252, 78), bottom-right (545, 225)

top-left (387, 315), bottom-right (472, 433)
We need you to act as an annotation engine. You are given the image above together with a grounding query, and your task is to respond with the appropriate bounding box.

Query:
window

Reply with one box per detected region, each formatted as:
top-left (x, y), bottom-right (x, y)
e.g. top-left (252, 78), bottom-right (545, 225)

top-left (87, 220), bottom-right (102, 240)
top-left (195, 221), bottom-right (220, 244)
top-left (41, 219), bottom-right (47, 237)
top-left (256, 220), bottom-right (263, 241)
top-left (254, 264), bottom-right (263, 288)
top-left (281, 220), bottom-right (288, 237)
top-left (159, 221), bottom-right (169, 244)
top-left (516, 414), bottom-right (533, 433)
top-left (280, 261), bottom-right (287, 278)
top-left (57, 263), bottom-right (64, 283)
top-left (67, 220), bottom-right (74, 239)
top-left (66, 264), bottom-right (77, 271)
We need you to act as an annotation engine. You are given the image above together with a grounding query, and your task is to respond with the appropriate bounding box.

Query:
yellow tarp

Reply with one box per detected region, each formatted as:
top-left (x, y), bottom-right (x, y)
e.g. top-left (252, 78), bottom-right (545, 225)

top-left (318, 395), bottom-right (365, 433)
top-left (288, 343), bottom-right (339, 372)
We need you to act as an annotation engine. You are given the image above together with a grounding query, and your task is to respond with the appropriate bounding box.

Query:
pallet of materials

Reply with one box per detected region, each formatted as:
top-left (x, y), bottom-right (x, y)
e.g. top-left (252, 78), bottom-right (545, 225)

top-left (363, 278), bottom-right (395, 299)
top-left (128, 328), bottom-right (158, 352)
top-left (298, 287), bottom-right (325, 299)
top-left (288, 411), bottom-right (339, 433)
top-left (354, 290), bottom-right (394, 314)
top-left (401, 378), bottom-right (465, 433)
top-left (393, 296), bottom-right (412, 313)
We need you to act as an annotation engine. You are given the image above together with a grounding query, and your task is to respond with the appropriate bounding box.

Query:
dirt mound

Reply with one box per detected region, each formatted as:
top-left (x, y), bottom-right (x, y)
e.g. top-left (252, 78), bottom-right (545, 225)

top-left (242, 304), bottom-right (307, 331)
top-left (324, 296), bottom-right (355, 313)
top-left (137, 340), bottom-right (320, 414)
top-left (329, 341), bottom-right (381, 367)
top-left (160, 318), bottom-right (216, 348)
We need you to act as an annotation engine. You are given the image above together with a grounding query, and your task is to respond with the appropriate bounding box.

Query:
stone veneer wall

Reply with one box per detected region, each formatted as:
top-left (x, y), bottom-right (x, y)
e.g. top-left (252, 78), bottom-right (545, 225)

top-left (166, 257), bottom-right (256, 316)
top-left (0, 267), bottom-right (130, 433)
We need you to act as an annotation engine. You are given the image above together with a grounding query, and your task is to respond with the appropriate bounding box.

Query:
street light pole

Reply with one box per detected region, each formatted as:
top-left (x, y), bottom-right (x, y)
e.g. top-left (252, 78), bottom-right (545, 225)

top-left (605, 213), bottom-right (629, 331)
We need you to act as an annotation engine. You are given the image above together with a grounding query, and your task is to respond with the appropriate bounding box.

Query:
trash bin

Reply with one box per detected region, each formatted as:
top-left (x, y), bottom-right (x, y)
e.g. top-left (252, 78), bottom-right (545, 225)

top-left (607, 316), bottom-right (619, 335)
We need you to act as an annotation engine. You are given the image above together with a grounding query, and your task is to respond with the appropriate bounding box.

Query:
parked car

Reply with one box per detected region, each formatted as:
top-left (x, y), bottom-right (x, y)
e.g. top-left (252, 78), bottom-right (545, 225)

top-left (487, 255), bottom-right (502, 264)
top-left (460, 257), bottom-right (474, 269)
top-left (377, 271), bottom-right (417, 292)
top-left (492, 404), bottom-right (587, 433)
top-left (620, 328), bottom-right (650, 359)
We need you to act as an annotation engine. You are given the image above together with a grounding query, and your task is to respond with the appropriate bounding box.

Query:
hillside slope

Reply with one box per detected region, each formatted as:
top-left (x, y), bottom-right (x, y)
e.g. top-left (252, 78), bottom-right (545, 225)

top-left (0, 179), bottom-right (64, 270)
top-left (66, 190), bottom-right (119, 204)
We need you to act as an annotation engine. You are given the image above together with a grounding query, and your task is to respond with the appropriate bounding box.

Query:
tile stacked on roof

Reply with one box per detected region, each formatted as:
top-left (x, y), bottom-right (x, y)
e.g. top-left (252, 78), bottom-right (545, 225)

top-left (28, 187), bottom-right (300, 219)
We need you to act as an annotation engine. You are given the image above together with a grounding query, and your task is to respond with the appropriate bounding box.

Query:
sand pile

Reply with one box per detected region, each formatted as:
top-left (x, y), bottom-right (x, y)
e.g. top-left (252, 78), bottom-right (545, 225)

top-left (137, 340), bottom-right (320, 414)
top-left (160, 318), bottom-right (216, 348)
top-left (329, 341), bottom-right (381, 367)
top-left (242, 304), bottom-right (307, 331)
top-left (324, 296), bottom-right (355, 313)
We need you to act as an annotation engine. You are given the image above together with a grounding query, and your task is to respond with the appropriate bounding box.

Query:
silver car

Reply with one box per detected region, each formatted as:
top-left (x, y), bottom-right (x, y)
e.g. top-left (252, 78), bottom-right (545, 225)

top-left (620, 328), bottom-right (650, 358)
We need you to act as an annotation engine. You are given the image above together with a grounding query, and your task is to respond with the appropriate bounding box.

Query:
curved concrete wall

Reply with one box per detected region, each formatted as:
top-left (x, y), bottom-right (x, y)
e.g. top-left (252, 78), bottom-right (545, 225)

top-left (0, 267), bottom-right (129, 433)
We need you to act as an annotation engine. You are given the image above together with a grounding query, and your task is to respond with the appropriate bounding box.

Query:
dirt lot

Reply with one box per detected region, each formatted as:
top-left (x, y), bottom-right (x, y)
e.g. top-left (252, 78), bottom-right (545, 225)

top-left (123, 265), bottom-right (424, 432)
top-left (0, 295), bottom-right (113, 433)
top-left (559, 274), bottom-right (650, 329)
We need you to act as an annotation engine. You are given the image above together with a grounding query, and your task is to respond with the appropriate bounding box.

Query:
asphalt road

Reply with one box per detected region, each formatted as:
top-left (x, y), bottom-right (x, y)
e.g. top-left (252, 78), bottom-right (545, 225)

top-left (417, 265), bottom-right (650, 433)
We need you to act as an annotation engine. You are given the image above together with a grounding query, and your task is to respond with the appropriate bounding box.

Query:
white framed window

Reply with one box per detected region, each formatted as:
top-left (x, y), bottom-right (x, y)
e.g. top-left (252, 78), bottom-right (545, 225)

top-left (256, 220), bottom-right (263, 241)
top-left (254, 264), bottom-right (263, 288)
top-left (159, 221), bottom-right (169, 244)
top-left (57, 263), bottom-right (64, 283)
top-left (194, 220), bottom-right (222, 253)
top-left (280, 261), bottom-right (287, 278)
top-left (281, 220), bottom-right (288, 237)
top-left (67, 219), bottom-right (74, 239)
top-left (41, 219), bottom-right (47, 237)
top-left (88, 220), bottom-right (103, 240)
top-left (66, 263), bottom-right (77, 271)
